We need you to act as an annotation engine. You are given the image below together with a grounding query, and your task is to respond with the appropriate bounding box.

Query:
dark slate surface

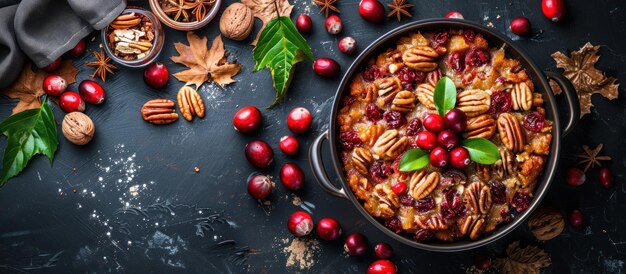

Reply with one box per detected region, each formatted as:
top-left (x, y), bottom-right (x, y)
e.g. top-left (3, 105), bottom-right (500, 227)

top-left (1, 0), bottom-right (625, 273)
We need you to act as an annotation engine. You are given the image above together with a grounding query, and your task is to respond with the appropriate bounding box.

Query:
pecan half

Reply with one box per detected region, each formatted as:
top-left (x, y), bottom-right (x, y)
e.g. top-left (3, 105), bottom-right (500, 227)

top-left (408, 170), bottom-right (440, 200)
top-left (177, 86), bottom-right (205, 121)
top-left (372, 129), bottom-right (409, 160)
top-left (376, 77), bottom-right (402, 106)
top-left (402, 46), bottom-right (439, 72)
top-left (497, 113), bottom-right (525, 152)
top-left (416, 216), bottom-right (448, 230)
top-left (464, 182), bottom-right (492, 214)
top-left (456, 89), bottom-right (491, 117)
top-left (141, 98), bottom-right (179, 125)
top-left (493, 149), bottom-right (516, 179)
top-left (527, 207), bottom-right (565, 241)
top-left (511, 82), bottom-right (533, 111)
top-left (366, 184), bottom-right (400, 218)
top-left (391, 91), bottom-right (416, 113)
top-left (352, 148), bottom-right (373, 175)
top-left (459, 215), bottom-right (485, 240)
top-left (415, 83), bottom-right (436, 109)
top-left (360, 124), bottom-right (385, 146)
top-left (463, 114), bottom-right (496, 139)
top-left (111, 13), bottom-right (141, 29)
top-left (348, 174), bottom-right (371, 201)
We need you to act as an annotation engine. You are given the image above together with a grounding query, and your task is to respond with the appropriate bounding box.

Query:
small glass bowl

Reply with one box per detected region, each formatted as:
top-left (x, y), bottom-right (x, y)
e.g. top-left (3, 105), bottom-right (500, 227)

top-left (148, 0), bottom-right (222, 31)
top-left (101, 8), bottom-right (164, 68)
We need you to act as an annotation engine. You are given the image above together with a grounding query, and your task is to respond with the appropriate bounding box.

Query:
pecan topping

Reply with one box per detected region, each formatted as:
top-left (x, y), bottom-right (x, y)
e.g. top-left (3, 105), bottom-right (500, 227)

top-left (464, 182), bottom-right (492, 214)
top-left (415, 83), bottom-right (436, 109)
top-left (463, 114), bottom-right (496, 139)
top-left (456, 89), bottom-right (491, 117)
top-left (402, 46), bottom-right (439, 72)
top-left (376, 77), bottom-right (402, 107)
top-left (366, 184), bottom-right (400, 218)
top-left (177, 86), bottom-right (206, 121)
top-left (388, 63), bottom-right (404, 74)
top-left (497, 113), bottom-right (525, 152)
top-left (408, 170), bottom-right (440, 200)
top-left (493, 149), bottom-right (516, 179)
top-left (141, 98), bottom-right (179, 125)
top-left (360, 124), bottom-right (385, 146)
top-left (527, 207), bottom-right (565, 241)
top-left (352, 148), bottom-right (373, 175)
top-left (348, 174), bottom-right (371, 200)
top-left (416, 216), bottom-right (448, 230)
top-left (459, 215), bottom-right (485, 240)
top-left (110, 13), bottom-right (141, 29)
top-left (365, 83), bottom-right (377, 102)
top-left (372, 129), bottom-right (409, 160)
top-left (511, 82), bottom-right (533, 111)
top-left (391, 90), bottom-right (416, 113)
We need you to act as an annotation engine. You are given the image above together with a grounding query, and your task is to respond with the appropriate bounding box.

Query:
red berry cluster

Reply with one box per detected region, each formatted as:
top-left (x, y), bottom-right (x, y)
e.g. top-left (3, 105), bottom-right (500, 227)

top-left (415, 109), bottom-right (471, 169)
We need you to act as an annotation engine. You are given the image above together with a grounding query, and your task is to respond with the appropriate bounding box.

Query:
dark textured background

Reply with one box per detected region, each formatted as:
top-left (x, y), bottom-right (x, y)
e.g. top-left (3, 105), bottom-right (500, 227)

top-left (1, 0), bottom-right (625, 273)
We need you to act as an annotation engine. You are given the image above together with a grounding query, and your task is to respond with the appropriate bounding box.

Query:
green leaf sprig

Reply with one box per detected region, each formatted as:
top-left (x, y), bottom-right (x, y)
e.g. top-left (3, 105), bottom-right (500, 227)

top-left (433, 76), bottom-right (457, 116)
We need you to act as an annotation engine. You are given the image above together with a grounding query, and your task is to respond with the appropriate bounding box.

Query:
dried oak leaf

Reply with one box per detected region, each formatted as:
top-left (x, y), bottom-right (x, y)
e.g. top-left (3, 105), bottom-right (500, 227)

top-left (494, 241), bottom-right (551, 274)
top-left (241, 0), bottom-right (293, 45)
top-left (551, 42), bottom-right (619, 117)
top-left (1, 61), bottom-right (78, 114)
top-left (171, 32), bottom-right (242, 88)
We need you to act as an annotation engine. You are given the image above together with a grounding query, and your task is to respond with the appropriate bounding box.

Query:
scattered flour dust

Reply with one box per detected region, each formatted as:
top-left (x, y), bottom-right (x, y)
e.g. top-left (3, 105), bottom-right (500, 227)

top-left (281, 238), bottom-right (320, 270)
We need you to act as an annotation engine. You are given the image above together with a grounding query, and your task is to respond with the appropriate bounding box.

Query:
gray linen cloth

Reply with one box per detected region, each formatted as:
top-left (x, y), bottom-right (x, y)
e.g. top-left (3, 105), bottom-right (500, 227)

top-left (0, 0), bottom-right (126, 88)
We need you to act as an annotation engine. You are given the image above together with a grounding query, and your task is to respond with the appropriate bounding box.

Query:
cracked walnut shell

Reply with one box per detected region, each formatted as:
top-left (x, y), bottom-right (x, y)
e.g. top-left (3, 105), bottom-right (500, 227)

top-left (391, 90), bottom-right (416, 113)
top-left (352, 148), bottom-right (373, 175)
top-left (219, 3), bottom-right (254, 41)
top-left (177, 86), bottom-right (205, 121)
top-left (372, 129), bottom-right (408, 160)
top-left (511, 82), bottom-right (533, 111)
top-left (527, 207), bottom-right (565, 241)
top-left (62, 112), bottom-right (95, 145)
top-left (498, 113), bottom-right (525, 152)
top-left (402, 46), bottom-right (439, 72)
top-left (408, 170), bottom-right (439, 200)
top-left (141, 98), bottom-right (179, 125)
top-left (456, 89), bottom-right (491, 117)
top-left (463, 114), bottom-right (496, 139)
top-left (415, 83), bottom-right (436, 109)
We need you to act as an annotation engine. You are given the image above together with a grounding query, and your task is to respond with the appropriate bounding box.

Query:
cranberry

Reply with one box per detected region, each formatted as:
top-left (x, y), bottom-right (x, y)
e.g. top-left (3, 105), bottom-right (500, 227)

top-left (473, 254), bottom-right (492, 270)
top-left (462, 30), bottom-right (476, 43)
top-left (325, 15), bottom-right (342, 35)
top-left (430, 147), bottom-right (449, 168)
top-left (599, 167), bottom-right (614, 189)
top-left (78, 80), bottom-right (106, 105)
top-left (441, 188), bottom-right (464, 219)
top-left (358, 0), bottom-right (385, 23)
top-left (288, 211), bottom-right (314, 237)
top-left (423, 113), bottom-right (446, 133)
top-left (42, 75), bottom-right (67, 97)
top-left (405, 118), bottom-right (423, 136)
top-left (511, 192), bottom-right (531, 212)
top-left (287, 107), bottom-right (312, 134)
top-left (42, 57), bottom-right (61, 72)
top-left (344, 233), bottom-right (368, 256)
top-left (449, 147), bottom-right (471, 169)
top-left (392, 182), bottom-right (406, 195)
top-left (338, 37), bottom-right (357, 55)
top-left (247, 174), bottom-right (275, 199)
top-left (431, 31), bottom-right (449, 48)
top-left (426, 69), bottom-right (442, 86)
top-left (279, 136), bottom-right (299, 156)
top-left (441, 170), bottom-right (467, 187)
top-left (488, 180), bottom-right (507, 204)
top-left (542, 0), bottom-right (566, 22)
top-left (59, 91), bottom-right (85, 112)
top-left (510, 17), bottom-right (531, 36)
top-left (316, 217), bottom-right (342, 241)
top-left (390, 154), bottom-right (404, 175)
top-left (444, 109), bottom-right (467, 133)
top-left (367, 260), bottom-right (397, 274)
top-left (313, 58), bottom-right (341, 77)
top-left (501, 209), bottom-right (514, 223)
top-left (398, 67), bottom-right (416, 89)
top-left (569, 209), bottom-right (584, 228)
top-left (448, 51), bottom-right (465, 73)
top-left (414, 197), bottom-right (435, 212)
top-left (68, 39), bottom-right (86, 57)
top-left (233, 106), bottom-right (262, 133)
top-left (280, 163), bottom-right (305, 190)
top-left (565, 167), bottom-right (585, 186)
top-left (143, 62), bottom-right (169, 89)
top-left (465, 48), bottom-right (490, 68)
top-left (383, 111), bottom-right (406, 129)
top-left (384, 218), bottom-right (402, 233)
top-left (295, 14), bottom-right (312, 33)
top-left (342, 95), bottom-right (357, 107)
top-left (365, 103), bottom-right (384, 122)
top-left (488, 91), bottom-right (512, 114)
top-left (415, 131), bottom-right (438, 150)
top-left (444, 11), bottom-right (464, 19)
top-left (339, 130), bottom-right (362, 150)
top-left (374, 242), bottom-right (393, 259)
top-left (399, 195), bottom-right (415, 206)
top-left (245, 140), bottom-right (274, 168)
top-left (363, 65), bottom-right (381, 82)
top-left (523, 111), bottom-right (546, 133)
top-left (370, 160), bottom-right (390, 183)
top-left (437, 130), bottom-right (459, 150)
top-left (414, 229), bottom-right (434, 242)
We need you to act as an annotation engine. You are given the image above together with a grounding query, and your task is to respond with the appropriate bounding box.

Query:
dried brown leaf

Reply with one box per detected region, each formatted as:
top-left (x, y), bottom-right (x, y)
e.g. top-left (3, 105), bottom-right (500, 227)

top-left (494, 241), bottom-right (551, 274)
top-left (241, 0), bottom-right (294, 45)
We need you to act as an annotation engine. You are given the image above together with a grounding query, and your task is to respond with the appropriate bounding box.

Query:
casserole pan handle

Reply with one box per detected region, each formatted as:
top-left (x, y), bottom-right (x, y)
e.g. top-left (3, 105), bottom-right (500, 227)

top-left (545, 71), bottom-right (580, 136)
top-left (309, 130), bottom-right (348, 199)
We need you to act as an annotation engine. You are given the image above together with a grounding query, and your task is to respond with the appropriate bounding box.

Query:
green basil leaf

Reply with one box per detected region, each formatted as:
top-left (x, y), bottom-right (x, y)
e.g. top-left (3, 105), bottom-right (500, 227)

top-left (461, 138), bottom-right (500, 165)
top-left (433, 76), bottom-right (457, 116)
top-left (399, 148), bottom-right (430, 172)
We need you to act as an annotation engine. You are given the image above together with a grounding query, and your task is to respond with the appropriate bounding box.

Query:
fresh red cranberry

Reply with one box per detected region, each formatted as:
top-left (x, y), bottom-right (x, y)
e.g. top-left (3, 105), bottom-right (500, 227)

top-left (405, 118), bottom-right (423, 136)
top-left (430, 147), bottom-right (449, 168)
top-left (441, 188), bottom-right (465, 219)
top-left (510, 17), bottom-right (531, 36)
top-left (383, 110), bottom-right (406, 129)
top-left (247, 174), bottom-right (275, 199)
top-left (358, 0), bottom-right (385, 23)
top-left (287, 107), bottom-right (312, 134)
top-left (374, 242), bottom-right (393, 259)
top-left (245, 140), bottom-right (274, 168)
top-left (437, 130), bottom-right (459, 150)
top-left (511, 192), bottom-right (531, 212)
top-left (449, 147), bottom-right (471, 169)
top-left (280, 163), bottom-right (305, 191)
top-left (344, 233), bottom-right (369, 256)
top-left (370, 160), bottom-right (390, 184)
top-left (431, 31), bottom-right (449, 48)
top-left (523, 111), bottom-right (546, 133)
top-left (42, 57), bottom-right (61, 72)
top-left (316, 217), bottom-right (342, 241)
top-left (365, 103), bottom-right (384, 122)
top-left (599, 167), bottom-right (614, 189)
top-left (444, 11), bottom-right (464, 19)
top-left (569, 209), bottom-right (584, 228)
top-left (295, 14), bottom-right (312, 33)
top-left (391, 182), bottom-right (406, 195)
top-left (363, 65), bottom-right (381, 82)
top-left (488, 180), bottom-right (507, 204)
top-left (313, 57), bottom-right (341, 77)
top-left (414, 229), bottom-right (434, 242)
top-left (78, 80), bottom-right (106, 105)
top-left (473, 254), bottom-right (492, 270)
top-left (42, 75), bottom-right (67, 97)
top-left (462, 30), bottom-right (476, 43)
top-left (414, 197), bottom-right (435, 212)
top-left (325, 15), bottom-right (342, 34)
top-left (399, 195), bottom-right (415, 206)
top-left (338, 37), bottom-right (357, 54)
top-left (423, 113), bottom-right (446, 133)
top-left (59, 91), bottom-right (85, 112)
top-left (565, 167), bottom-right (585, 186)
top-left (444, 109), bottom-right (468, 133)
top-left (143, 62), bottom-right (169, 89)
top-left (367, 260), bottom-right (397, 274)
top-left (68, 39), bottom-right (86, 57)
top-left (465, 48), bottom-right (490, 67)
top-left (233, 106), bottom-right (262, 133)
top-left (448, 51), bottom-right (465, 73)
top-left (384, 218), bottom-right (402, 234)
top-left (542, 0), bottom-right (566, 22)
top-left (288, 211), bottom-right (314, 237)
top-left (415, 131), bottom-right (438, 150)
top-left (339, 130), bottom-right (362, 150)
top-left (441, 170), bottom-right (467, 187)
top-left (488, 91), bottom-right (512, 114)
top-left (279, 136), bottom-right (299, 156)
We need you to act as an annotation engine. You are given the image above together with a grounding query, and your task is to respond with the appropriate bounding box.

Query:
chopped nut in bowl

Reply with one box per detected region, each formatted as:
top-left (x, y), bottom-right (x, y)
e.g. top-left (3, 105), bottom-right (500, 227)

top-left (148, 0), bottom-right (221, 31)
top-left (101, 8), bottom-right (164, 68)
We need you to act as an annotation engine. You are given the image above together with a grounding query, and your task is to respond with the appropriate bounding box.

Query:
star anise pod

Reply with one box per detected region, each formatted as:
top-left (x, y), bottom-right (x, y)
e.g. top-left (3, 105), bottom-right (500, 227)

top-left (86, 50), bottom-right (116, 82)
top-left (163, 0), bottom-right (190, 21)
top-left (313, 0), bottom-right (339, 17)
top-left (387, 0), bottom-right (412, 22)
top-left (576, 143), bottom-right (611, 172)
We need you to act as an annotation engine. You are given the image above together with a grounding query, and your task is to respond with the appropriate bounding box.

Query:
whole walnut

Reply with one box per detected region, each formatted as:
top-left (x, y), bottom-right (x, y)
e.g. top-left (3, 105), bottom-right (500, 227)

top-left (62, 112), bottom-right (95, 145)
top-left (527, 207), bottom-right (564, 241)
top-left (219, 3), bottom-right (254, 41)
